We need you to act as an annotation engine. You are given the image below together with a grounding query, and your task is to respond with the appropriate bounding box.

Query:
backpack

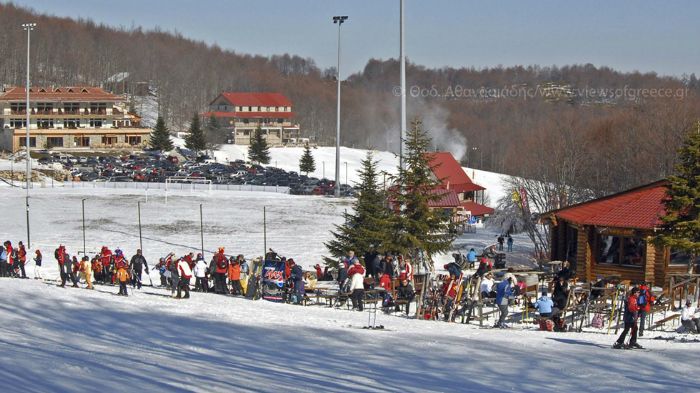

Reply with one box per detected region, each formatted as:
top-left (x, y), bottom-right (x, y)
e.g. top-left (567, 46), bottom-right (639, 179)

top-left (638, 290), bottom-right (648, 307)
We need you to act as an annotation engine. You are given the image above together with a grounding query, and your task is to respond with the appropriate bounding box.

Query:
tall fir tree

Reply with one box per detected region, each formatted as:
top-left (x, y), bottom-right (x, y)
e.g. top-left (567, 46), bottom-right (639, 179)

top-left (205, 114), bottom-right (227, 148)
top-left (387, 118), bottom-right (456, 269)
top-left (248, 126), bottom-right (271, 164)
top-left (325, 151), bottom-right (392, 266)
top-left (149, 115), bottom-right (174, 151)
top-left (659, 121), bottom-right (700, 273)
top-left (299, 143), bottom-right (316, 175)
top-left (184, 113), bottom-right (206, 153)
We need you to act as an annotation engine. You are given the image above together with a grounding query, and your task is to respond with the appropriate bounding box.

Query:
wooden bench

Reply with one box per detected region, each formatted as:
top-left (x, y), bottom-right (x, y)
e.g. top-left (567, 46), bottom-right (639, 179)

top-left (651, 314), bottom-right (680, 330)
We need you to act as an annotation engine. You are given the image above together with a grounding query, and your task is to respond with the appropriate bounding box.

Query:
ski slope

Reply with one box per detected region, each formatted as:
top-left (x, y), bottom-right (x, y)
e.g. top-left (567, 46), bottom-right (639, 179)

top-left (0, 278), bottom-right (697, 393)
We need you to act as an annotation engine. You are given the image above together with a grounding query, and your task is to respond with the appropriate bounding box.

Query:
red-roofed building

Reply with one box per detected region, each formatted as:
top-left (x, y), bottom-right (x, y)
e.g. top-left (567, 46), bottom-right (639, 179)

top-left (544, 180), bottom-right (688, 286)
top-left (0, 86), bottom-right (148, 151)
top-left (426, 152), bottom-right (494, 218)
top-left (202, 92), bottom-right (300, 145)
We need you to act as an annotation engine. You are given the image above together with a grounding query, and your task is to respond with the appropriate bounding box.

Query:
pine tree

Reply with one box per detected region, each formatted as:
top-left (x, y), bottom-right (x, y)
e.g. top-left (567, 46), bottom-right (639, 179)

top-left (248, 126), bottom-right (271, 165)
top-left (185, 113), bottom-right (206, 153)
top-left (325, 151), bottom-right (392, 266)
top-left (659, 121), bottom-right (700, 273)
top-left (205, 115), bottom-right (227, 149)
top-left (387, 118), bottom-right (457, 269)
top-left (149, 115), bottom-right (173, 151)
top-left (299, 143), bottom-right (316, 175)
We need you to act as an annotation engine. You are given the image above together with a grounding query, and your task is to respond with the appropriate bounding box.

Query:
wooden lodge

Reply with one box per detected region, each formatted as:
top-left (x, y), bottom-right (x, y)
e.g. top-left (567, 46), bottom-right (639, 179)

top-left (544, 180), bottom-right (692, 287)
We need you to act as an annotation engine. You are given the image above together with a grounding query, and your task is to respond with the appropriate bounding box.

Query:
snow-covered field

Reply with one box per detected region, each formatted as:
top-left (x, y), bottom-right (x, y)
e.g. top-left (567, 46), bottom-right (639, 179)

top-left (1, 277), bottom-right (698, 393)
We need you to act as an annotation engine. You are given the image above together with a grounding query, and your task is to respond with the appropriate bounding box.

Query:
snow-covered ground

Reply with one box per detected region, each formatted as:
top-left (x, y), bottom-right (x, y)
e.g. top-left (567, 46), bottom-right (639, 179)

top-left (1, 277), bottom-right (698, 393)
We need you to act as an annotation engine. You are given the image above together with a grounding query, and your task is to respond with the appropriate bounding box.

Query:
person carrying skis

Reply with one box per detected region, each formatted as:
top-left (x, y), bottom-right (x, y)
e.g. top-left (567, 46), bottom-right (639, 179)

top-left (176, 257), bottom-right (192, 299)
top-left (116, 262), bottom-right (130, 296)
top-left (33, 249), bottom-right (43, 280)
top-left (213, 247), bottom-right (228, 294)
top-left (129, 249), bottom-right (149, 289)
top-left (614, 287), bottom-right (643, 349)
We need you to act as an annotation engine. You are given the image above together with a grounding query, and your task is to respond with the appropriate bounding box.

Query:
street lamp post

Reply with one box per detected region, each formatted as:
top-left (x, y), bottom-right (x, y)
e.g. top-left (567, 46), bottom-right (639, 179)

top-left (399, 0), bottom-right (407, 170)
top-left (22, 22), bottom-right (36, 249)
top-left (332, 15), bottom-right (348, 198)
top-left (81, 198), bottom-right (87, 255)
top-left (344, 161), bottom-right (348, 186)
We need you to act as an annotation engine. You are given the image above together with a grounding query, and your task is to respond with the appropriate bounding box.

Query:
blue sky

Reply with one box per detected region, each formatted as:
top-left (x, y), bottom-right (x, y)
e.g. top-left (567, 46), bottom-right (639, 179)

top-left (11, 0), bottom-right (700, 77)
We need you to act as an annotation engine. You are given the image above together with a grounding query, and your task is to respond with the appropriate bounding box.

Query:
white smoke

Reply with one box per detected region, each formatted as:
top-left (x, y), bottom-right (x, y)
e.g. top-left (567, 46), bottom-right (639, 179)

top-left (421, 105), bottom-right (467, 162)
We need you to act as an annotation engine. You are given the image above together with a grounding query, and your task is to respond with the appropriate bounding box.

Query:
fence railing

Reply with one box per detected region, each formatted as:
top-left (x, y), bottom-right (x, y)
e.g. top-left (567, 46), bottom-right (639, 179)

top-left (52, 181), bottom-right (290, 194)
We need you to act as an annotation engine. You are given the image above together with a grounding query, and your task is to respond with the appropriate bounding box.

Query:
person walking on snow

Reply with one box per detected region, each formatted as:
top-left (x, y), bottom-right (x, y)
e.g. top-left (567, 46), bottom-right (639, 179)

top-left (170, 257), bottom-right (180, 298)
top-left (129, 249), bottom-right (149, 289)
top-left (177, 257), bottom-right (192, 299)
top-left (614, 287), bottom-right (643, 349)
top-left (116, 262), bottom-right (130, 296)
top-left (507, 235), bottom-right (514, 252)
top-left (33, 250), bottom-right (43, 280)
top-left (213, 247), bottom-right (228, 294)
top-left (17, 241), bottom-right (27, 278)
top-left (495, 274), bottom-right (515, 328)
top-left (348, 259), bottom-right (366, 311)
top-left (228, 257), bottom-right (243, 295)
top-left (80, 256), bottom-right (94, 290)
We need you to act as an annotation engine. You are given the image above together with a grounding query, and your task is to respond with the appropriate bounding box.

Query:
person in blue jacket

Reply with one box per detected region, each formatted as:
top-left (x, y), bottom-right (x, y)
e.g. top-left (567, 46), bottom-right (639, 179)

top-left (533, 290), bottom-right (554, 318)
top-left (467, 248), bottom-right (477, 269)
top-left (495, 273), bottom-right (515, 328)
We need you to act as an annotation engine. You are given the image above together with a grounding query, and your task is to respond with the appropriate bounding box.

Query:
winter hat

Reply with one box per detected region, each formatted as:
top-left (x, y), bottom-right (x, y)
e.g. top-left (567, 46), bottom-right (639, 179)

top-left (541, 290), bottom-right (548, 296)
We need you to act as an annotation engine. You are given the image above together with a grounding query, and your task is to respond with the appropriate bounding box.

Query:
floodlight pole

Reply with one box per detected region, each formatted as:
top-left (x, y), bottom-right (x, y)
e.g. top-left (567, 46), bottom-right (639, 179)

top-left (333, 15), bottom-right (348, 197)
top-left (82, 198), bottom-right (87, 254)
top-left (399, 1), bottom-right (407, 170)
top-left (22, 22), bottom-right (36, 249)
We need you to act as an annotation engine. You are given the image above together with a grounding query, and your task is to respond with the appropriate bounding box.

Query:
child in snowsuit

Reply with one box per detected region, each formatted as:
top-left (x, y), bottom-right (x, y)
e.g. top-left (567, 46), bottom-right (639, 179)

top-left (116, 265), bottom-right (130, 296)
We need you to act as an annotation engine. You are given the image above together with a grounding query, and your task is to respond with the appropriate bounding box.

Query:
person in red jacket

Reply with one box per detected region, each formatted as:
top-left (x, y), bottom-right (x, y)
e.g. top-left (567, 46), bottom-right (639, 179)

top-left (17, 241), bottom-right (27, 278)
top-left (348, 260), bottom-right (366, 311)
top-left (100, 246), bottom-right (113, 284)
top-left (55, 245), bottom-right (68, 287)
top-left (213, 247), bottom-right (229, 294)
top-left (314, 264), bottom-right (323, 280)
top-left (614, 287), bottom-right (642, 349)
top-left (637, 282), bottom-right (654, 337)
top-left (5, 241), bottom-right (14, 277)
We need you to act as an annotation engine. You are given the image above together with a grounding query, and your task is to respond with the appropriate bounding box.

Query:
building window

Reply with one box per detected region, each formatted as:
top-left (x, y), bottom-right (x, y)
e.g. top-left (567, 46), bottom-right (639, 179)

top-left (37, 120), bottom-right (54, 129)
top-left (10, 103), bottom-right (26, 114)
top-left (74, 137), bottom-right (90, 147)
top-left (46, 137), bottom-right (64, 148)
top-left (670, 249), bottom-right (699, 266)
top-left (596, 234), bottom-right (645, 267)
top-left (127, 136), bottom-right (142, 145)
top-left (19, 137), bottom-right (36, 148)
top-left (10, 119), bottom-right (27, 129)
top-left (89, 119), bottom-right (104, 128)
top-left (102, 136), bottom-right (118, 145)
top-left (36, 102), bottom-right (53, 114)
top-left (64, 119), bottom-right (81, 129)
top-left (63, 103), bottom-right (80, 114)
top-left (89, 103), bottom-right (107, 115)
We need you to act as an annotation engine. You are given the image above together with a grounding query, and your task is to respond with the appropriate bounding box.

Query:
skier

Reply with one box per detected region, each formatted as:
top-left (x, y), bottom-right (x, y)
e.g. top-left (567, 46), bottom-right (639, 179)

top-left (155, 257), bottom-right (168, 287)
top-left (637, 281), bottom-right (653, 337)
top-left (33, 249), bottom-right (43, 280)
top-left (80, 256), bottom-right (94, 290)
top-left (176, 257), bottom-right (192, 299)
top-left (193, 255), bottom-right (209, 292)
top-left (71, 256), bottom-right (81, 287)
top-left (115, 262), bottom-right (130, 296)
top-left (4, 241), bottom-right (14, 278)
top-left (213, 247), bottom-right (228, 294)
top-left (17, 241), bottom-right (27, 278)
top-left (55, 245), bottom-right (67, 287)
top-left (129, 249), bottom-right (149, 289)
top-left (614, 287), bottom-right (643, 349)
top-left (238, 255), bottom-right (249, 295)
top-left (348, 259), bottom-right (366, 311)
top-left (169, 256), bottom-right (180, 298)
top-left (228, 257), bottom-right (243, 295)
top-left (100, 246), bottom-right (113, 285)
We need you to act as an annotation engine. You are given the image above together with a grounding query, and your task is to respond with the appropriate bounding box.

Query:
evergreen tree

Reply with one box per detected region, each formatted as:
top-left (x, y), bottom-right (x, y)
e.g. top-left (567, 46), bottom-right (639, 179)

top-left (248, 126), bottom-right (271, 165)
top-left (387, 118), bottom-right (457, 269)
top-left (149, 115), bottom-right (173, 151)
top-left (325, 151), bottom-right (392, 266)
top-left (299, 143), bottom-right (316, 175)
top-left (184, 113), bottom-right (206, 153)
top-left (659, 121), bottom-right (700, 273)
top-left (205, 114), bottom-right (227, 148)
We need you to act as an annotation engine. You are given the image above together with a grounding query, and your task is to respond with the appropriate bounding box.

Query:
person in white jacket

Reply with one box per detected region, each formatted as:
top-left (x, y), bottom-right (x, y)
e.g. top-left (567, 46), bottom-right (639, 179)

top-left (348, 260), bottom-right (366, 311)
top-left (681, 300), bottom-right (700, 333)
top-left (177, 258), bottom-right (193, 299)
top-left (193, 256), bottom-right (209, 292)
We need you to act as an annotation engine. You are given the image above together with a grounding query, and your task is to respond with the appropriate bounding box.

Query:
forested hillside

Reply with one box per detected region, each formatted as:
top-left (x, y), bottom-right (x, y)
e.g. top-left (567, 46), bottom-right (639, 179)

top-left (1, 2), bottom-right (699, 195)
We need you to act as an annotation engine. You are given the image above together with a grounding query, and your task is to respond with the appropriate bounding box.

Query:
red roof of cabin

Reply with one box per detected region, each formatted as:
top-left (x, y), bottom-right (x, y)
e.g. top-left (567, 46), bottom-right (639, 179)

top-left (461, 201), bottom-right (495, 217)
top-left (0, 86), bottom-right (121, 102)
top-left (427, 152), bottom-right (485, 193)
top-left (201, 111), bottom-right (295, 119)
top-left (427, 189), bottom-right (461, 208)
top-left (216, 92), bottom-right (292, 107)
top-left (548, 180), bottom-right (668, 229)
